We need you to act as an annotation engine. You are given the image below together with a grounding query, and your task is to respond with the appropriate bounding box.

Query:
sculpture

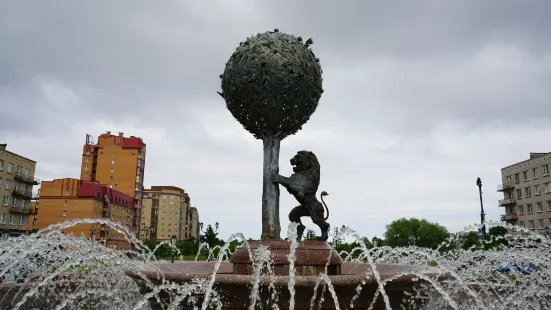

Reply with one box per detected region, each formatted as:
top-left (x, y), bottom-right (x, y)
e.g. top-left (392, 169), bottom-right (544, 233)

top-left (272, 151), bottom-right (330, 241)
top-left (219, 29), bottom-right (323, 240)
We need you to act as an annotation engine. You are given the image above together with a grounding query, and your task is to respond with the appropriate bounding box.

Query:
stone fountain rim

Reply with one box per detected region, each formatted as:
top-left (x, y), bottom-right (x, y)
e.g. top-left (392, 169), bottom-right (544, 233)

top-left (125, 262), bottom-right (449, 287)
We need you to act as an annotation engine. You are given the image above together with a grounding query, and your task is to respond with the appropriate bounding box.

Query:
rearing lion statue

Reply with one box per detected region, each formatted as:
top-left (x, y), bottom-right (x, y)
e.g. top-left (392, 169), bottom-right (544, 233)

top-left (272, 150), bottom-right (330, 241)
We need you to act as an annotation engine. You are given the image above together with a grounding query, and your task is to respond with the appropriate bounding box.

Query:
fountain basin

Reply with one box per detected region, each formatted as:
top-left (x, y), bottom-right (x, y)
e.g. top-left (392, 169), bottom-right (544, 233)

top-left (231, 240), bottom-right (342, 276)
top-left (127, 261), bottom-right (443, 309)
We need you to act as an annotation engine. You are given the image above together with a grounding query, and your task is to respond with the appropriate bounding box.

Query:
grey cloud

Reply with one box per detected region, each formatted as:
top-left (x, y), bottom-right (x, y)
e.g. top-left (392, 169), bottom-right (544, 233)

top-left (2, 1), bottom-right (551, 238)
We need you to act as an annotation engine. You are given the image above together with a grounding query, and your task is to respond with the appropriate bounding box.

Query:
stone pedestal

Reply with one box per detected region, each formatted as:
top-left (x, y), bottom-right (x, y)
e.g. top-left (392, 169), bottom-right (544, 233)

top-left (230, 240), bottom-right (342, 276)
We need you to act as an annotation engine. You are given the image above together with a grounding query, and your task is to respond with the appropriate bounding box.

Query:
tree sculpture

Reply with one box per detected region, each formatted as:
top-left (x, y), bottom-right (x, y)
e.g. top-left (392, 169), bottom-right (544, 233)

top-left (218, 29), bottom-right (324, 240)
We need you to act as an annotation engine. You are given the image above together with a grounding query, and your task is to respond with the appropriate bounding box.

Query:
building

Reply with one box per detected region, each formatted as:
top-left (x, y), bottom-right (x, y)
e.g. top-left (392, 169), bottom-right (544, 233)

top-left (189, 206), bottom-right (199, 242)
top-left (498, 152), bottom-right (551, 236)
top-left (0, 144), bottom-right (39, 239)
top-left (141, 186), bottom-right (191, 242)
top-left (35, 178), bottom-right (136, 250)
top-left (79, 132), bottom-right (146, 236)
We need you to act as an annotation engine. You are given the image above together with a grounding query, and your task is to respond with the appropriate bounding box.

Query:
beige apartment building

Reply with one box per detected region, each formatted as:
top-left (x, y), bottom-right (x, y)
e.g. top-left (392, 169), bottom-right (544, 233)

top-left (0, 144), bottom-right (39, 239)
top-left (189, 206), bottom-right (199, 242)
top-left (499, 152), bottom-right (551, 236)
top-left (140, 186), bottom-right (193, 242)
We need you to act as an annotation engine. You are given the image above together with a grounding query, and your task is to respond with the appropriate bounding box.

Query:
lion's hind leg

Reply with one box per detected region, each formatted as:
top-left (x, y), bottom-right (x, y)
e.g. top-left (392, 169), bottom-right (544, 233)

top-left (311, 213), bottom-right (330, 242)
top-left (289, 206), bottom-right (310, 241)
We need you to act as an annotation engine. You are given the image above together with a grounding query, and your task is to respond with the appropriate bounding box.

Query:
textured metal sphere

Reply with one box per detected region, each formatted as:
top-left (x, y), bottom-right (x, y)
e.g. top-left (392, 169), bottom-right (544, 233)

top-left (219, 29), bottom-right (323, 140)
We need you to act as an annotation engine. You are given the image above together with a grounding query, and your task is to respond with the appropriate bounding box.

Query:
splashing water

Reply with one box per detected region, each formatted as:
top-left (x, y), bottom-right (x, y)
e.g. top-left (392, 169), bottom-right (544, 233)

top-left (0, 219), bottom-right (550, 309)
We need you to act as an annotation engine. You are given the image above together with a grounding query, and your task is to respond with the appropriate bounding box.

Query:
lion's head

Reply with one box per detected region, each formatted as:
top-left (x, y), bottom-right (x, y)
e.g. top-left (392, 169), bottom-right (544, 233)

top-left (290, 151), bottom-right (320, 173)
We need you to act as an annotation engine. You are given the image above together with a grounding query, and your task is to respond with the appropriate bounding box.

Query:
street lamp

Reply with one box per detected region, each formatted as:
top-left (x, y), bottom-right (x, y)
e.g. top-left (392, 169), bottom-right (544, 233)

top-left (89, 230), bottom-right (95, 241)
top-left (142, 223), bottom-right (151, 241)
top-left (372, 236), bottom-right (378, 248)
top-left (170, 235), bottom-right (177, 263)
top-left (394, 233), bottom-right (400, 247)
top-left (477, 177), bottom-right (486, 239)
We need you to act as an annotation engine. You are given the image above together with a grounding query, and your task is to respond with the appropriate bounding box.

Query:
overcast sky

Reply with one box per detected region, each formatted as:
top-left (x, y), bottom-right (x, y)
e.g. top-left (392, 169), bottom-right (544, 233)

top-left (1, 1), bottom-right (550, 241)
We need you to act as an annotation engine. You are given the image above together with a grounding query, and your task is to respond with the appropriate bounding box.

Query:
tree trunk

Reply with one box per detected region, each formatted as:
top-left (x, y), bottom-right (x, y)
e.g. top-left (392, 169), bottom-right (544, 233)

top-left (261, 135), bottom-right (281, 240)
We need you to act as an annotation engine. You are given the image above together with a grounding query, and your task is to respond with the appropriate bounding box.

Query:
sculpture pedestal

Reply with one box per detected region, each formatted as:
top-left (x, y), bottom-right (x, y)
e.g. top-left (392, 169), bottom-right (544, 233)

top-left (230, 240), bottom-right (342, 276)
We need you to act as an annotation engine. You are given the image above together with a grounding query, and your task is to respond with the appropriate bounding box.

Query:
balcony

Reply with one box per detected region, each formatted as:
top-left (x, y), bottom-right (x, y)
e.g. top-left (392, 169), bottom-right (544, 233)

top-left (500, 213), bottom-right (519, 222)
top-left (13, 174), bottom-right (40, 185)
top-left (12, 189), bottom-right (33, 200)
top-left (498, 198), bottom-right (516, 206)
top-left (9, 207), bottom-right (31, 215)
top-left (497, 182), bottom-right (515, 192)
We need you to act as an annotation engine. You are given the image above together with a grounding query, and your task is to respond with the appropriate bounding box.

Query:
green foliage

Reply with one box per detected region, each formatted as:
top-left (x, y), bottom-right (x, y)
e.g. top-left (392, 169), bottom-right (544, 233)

top-left (384, 217), bottom-right (450, 249)
top-left (177, 237), bottom-right (199, 256)
top-left (199, 225), bottom-right (224, 249)
top-left (305, 230), bottom-right (317, 241)
top-left (427, 260), bottom-right (438, 267)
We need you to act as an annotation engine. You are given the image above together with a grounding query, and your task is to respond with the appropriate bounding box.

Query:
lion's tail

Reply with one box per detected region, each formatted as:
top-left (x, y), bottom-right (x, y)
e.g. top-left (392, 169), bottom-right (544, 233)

top-left (320, 191), bottom-right (329, 220)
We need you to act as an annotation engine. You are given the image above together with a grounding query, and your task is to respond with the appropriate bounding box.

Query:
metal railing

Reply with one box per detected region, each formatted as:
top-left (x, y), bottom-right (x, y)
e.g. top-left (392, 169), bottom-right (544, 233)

top-left (497, 182), bottom-right (515, 192)
top-left (498, 198), bottom-right (516, 206)
top-left (500, 213), bottom-right (519, 221)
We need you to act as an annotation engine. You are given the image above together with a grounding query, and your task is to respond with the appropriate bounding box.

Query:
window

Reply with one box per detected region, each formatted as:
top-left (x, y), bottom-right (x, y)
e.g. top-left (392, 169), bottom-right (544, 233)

top-left (2, 196), bottom-right (8, 206)
top-left (517, 189), bottom-right (523, 199)
top-left (65, 190), bottom-right (69, 196)
top-left (20, 200), bottom-right (25, 208)
top-left (84, 165), bottom-right (89, 171)
top-left (527, 204), bottom-right (533, 213)
top-left (0, 159), bottom-right (3, 170)
top-left (85, 158), bottom-right (89, 163)
top-left (12, 197), bottom-right (17, 207)
top-left (519, 221), bottom-right (525, 228)
top-left (84, 173), bottom-right (89, 178)
top-left (535, 184), bottom-right (541, 195)
top-left (161, 194), bottom-right (167, 198)
top-left (7, 163), bottom-right (13, 173)
top-left (14, 182), bottom-right (18, 191)
top-left (515, 173), bottom-right (520, 184)
top-left (525, 187), bottom-right (531, 197)
top-left (9, 215), bottom-right (15, 225)
top-left (508, 206), bottom-right (515, 214)
top-left (63, 210), bottom-right (67, 217)
top-left (546, 183), bottom-right (551, 193)
top-left (537, 202), bottom-right (543, 212)
top-left (523, 171), bottom-right (529, 181)
top-left (0, 214), bottom-right (5, 224)
top-left (111, 160), bottom-right (115, 164)
top-left (112, 152), bottom-right (115, 156)
top-left (548, 201), bottom-right (551, 212)
top-left (506, 176), bottom-right (512, 184)
top-left (538, 219), bottom-right (544, 229)
top-left (529, 220), bottom-right (535, 229)
top-left (110, 168), bottom-right (114, 172)
top-left (25, 168), bottom-right (30, 177)
top-left (16, 166), bottom-right (22, 176)
top-left (18, 216), bottom-right (23, 225)
top-left (5, 179), bottom-right (10, 190)
top-left (533, 167), bottom-right (539, 179)
top-left (110, 176), bottom-right (113, 180)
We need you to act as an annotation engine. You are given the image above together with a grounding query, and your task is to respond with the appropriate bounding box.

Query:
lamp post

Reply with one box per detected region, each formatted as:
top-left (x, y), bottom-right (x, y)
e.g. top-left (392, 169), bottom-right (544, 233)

top-left (199, 222), bottom-right (219, 248)
top-left (89, 230), bottom-right (95, 241)
top-left (476, 177), bottom-right (486, 239)
top-left (372, 236), bottom-right (378, 248)
top-left (170, 235), bottom-right (177, 263)
top-left (142, 223), bottom-right (151, 242)
top-left (394, 233), bottom-right (400, 247)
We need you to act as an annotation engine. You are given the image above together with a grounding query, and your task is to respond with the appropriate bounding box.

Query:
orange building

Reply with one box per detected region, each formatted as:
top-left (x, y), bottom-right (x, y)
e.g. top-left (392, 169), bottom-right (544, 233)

top-left (35, 178), bottom-right (136, 250)
top-left (79, 131), bottom-right (146, 237)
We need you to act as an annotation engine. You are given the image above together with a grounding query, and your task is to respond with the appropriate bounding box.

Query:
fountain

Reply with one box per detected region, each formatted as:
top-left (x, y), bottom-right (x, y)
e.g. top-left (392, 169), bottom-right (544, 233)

top-left (1, 29), bottom-right (551, 309)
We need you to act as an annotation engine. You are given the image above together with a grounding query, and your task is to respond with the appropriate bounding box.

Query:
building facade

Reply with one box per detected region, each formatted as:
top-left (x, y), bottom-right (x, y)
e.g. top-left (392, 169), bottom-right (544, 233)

top-left (189, 207), bottom-right (199, 243)
top-left (35, 178), bottom-right (136, 250)
top-left (141, 186), bottom-right (191, 242)
top-left (79, 132), bottom-right (146, 236)
top-left (498, 152), bottom-right (551, 236)
top-left (0, 144), bottom-right (39, 239)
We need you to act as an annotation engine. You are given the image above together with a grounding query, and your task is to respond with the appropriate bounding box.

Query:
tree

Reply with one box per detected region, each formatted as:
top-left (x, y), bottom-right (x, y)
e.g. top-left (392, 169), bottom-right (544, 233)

top-left (384, 218), bottom-right (449, 249)
top-left (305, 229), bottom-right (317, 241)
top-left (199, 225), bottom-right (224, 249)
top-left (219, 29), bottom-right (324, 240)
